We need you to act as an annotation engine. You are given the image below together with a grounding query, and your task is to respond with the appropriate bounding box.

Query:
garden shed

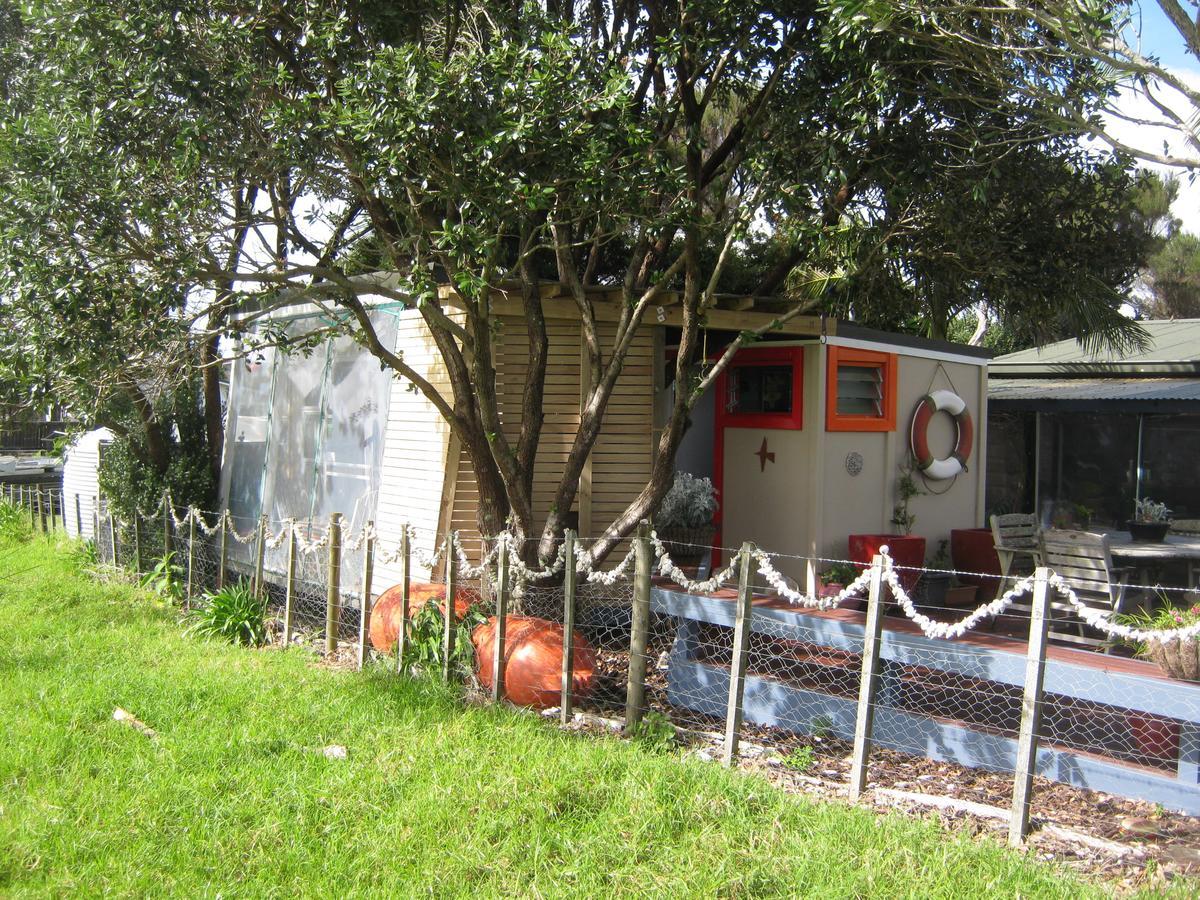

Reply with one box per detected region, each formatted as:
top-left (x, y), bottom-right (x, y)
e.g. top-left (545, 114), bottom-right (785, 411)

top-left (61, 426), bottom-right (112, 540)
top-left (218, 283), bottom-right (990, 590)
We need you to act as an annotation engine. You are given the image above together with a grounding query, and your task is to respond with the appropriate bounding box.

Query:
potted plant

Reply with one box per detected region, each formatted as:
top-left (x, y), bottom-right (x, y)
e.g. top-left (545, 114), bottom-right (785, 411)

top-left (820, 561), bottom-right (863, 609)
top-left (1128, 497), bottom-right (1172, 543)
top-left (655, 471), bottom-right (718, 565)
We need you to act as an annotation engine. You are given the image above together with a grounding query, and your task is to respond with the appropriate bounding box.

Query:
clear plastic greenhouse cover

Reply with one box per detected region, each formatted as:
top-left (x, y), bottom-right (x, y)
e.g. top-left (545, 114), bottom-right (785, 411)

top-left (221, 309), bottom-right (399, 584)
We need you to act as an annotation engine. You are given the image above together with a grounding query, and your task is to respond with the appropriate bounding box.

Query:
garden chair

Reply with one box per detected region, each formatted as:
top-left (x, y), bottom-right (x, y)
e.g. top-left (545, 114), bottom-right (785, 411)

top-left (1037, 529), bottom-right (1132, 651)
top-left (989, 513), bottom-right (1042, 599)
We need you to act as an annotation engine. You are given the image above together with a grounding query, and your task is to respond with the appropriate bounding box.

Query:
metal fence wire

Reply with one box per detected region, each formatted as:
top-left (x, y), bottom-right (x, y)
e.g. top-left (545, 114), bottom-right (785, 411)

top-left (8, 486), bottom-right (1200, 856)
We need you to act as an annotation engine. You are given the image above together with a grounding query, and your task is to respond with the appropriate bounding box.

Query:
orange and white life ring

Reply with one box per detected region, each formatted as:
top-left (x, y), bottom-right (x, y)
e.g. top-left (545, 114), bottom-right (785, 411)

top-left (909, 390), bottom-right (973, 480)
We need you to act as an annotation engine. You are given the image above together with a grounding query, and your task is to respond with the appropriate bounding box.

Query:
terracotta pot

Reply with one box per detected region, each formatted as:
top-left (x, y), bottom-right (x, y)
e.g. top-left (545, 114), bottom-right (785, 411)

top-left (472, 616), bottom-right (596, 708)
top-left (368, 582), bottom-right (475, 652)
top-left (950, 528), bottom-right (1002, 594)
top-left (1148, 637), bottom-right (1200, 682)
top-left (1128, 713), bottom-right (1181, 762)
top-left (848, 533), bottom-right (926, 594)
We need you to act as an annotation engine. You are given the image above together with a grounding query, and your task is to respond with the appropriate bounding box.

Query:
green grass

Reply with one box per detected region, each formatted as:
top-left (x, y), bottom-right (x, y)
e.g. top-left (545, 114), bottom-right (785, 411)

top-left (0, 531), bottom-right (1101, 897)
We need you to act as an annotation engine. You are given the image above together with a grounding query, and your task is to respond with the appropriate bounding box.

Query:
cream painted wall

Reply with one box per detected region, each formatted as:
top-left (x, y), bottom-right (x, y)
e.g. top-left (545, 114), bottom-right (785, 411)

top-left (818, 349), bottom-right (986, 564)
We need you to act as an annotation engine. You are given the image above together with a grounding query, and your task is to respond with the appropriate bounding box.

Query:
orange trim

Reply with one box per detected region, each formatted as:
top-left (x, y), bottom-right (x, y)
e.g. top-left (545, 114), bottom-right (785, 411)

top-left (825, 346), bottom-right (897, 432)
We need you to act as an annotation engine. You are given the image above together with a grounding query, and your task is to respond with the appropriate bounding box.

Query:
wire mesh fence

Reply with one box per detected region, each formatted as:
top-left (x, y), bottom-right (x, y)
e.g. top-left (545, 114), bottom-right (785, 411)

top-left (8, 485), bottom-right (1200, 852)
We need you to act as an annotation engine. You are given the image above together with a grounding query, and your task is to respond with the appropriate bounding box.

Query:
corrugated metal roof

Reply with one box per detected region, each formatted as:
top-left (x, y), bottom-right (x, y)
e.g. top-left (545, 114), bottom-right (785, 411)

top-left (992, 319), bottom-right (1200, 369)
top-left (988, 377), bottom-right (1200, 402)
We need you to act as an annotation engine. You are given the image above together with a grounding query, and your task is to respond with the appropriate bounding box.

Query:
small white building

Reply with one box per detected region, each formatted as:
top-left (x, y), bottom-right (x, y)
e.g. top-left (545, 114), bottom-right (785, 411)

top-left (61, 427), bottom-right (112, 539)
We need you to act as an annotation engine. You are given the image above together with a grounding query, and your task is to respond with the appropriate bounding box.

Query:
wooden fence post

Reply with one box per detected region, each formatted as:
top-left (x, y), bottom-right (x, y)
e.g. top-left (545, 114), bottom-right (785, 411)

top-left (186, 510), bottom-right (197, 603)
top-left (282, 523), bottom-right (297, 646)
top-left (625, 521), bottom-right (653, 732)
top-left (722, 542), bottom-right (756, 766)
top-left (441, 532), bottom-right (457, 680)
top-left (74, 493), bottom-right (83, 538)
top-left (849, 554), bottom-right (889, 802)
top-left (357, 522), bottom-right (376, 671)
top-left (92, 494), bottom-right (99, 546)
top-left (107, 500), bottom-right (118, 567)
top-left (325, 512), bottom-right (342, 656)
top-left (492, 533), bottom-right (509, 702)
top-left (561, 530), bottom-right (578, 725)
top-left (132, 513), bottom-right (144, 573)
top-left (252, 513), bottom-right (267, 595)
top-left (217, 512), bottom-right (228, 590)
top-left (27, 487), bottom-right (35, 532)
top-left (36, 487), bottom-right (46, 533)
top-left (1009, 566), bottom-right (1052, 847)
top-left (162, 494), bottom-right (172, 560)
top-left (397, 527), bottom-right (411, 673)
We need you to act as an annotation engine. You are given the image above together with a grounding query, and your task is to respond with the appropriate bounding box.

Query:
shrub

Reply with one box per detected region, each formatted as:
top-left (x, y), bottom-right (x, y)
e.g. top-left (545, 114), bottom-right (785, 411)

top-left (187, 579), bottom-right (268, 646)
top-left (656, 472), bottom-right (718, 529)
top-left (399, 601), bottom-right (485, 679)
top-left (139, 552), bottom-right (183, 603)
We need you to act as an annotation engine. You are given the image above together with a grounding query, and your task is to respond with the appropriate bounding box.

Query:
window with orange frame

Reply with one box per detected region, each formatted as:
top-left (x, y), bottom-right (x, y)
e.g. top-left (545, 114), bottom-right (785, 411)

top-left (825, 346), bottom-right (897, 432)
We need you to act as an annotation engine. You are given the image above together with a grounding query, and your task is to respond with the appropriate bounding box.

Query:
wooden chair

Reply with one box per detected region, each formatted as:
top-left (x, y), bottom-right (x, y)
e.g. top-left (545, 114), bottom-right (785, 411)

top-left (989, 513), bottom-right (1042, 598)
top-left (1038, 529), bottom-right (1132, 651)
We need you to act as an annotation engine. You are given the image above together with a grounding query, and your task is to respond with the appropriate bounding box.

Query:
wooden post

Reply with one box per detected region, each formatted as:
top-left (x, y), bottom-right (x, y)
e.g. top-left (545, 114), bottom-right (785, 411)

top-left (162, 494), bottom-right (172, 560)
top-left (252, 513), bottom-right (267, 595)
top-left (107, 500), bottom-right (118, 567)
top-left (1009, 566), bottom-right (1052, 847)
top-left (625, 521), bottom-right (653, 732)
top-left (357, 522), bottom-right (376, 671)
top-left (217, 512), bottom-right (228, 590)
top-left (282, 524), bottom-right (298, 646)
top-left (561, 530), bottom-right (578, 725)
top-left (36, 487), bottom-right (46, 533)
top-left (397, 528), bottom-right (411, 672)
top-left (492, 534), bottom-right (510, 702)
top-left (27, 487), bottom-right (35, 531)
top-left (74, 493), bottom-right (83, 538)
top-left (132, 514), bottom-right (144, 573)
top-left (849, 554), bottom-right (889, 801)
top-left (442, 532), bottom-right (457, 679)
top-left (325, 512), bottom-right (342, 655)
top-left (185, 510), bottom-right (197, 603)
top-left (92, 494), bottom-right (99, 546)
top-left (722, 542), bottom-right (756, 766)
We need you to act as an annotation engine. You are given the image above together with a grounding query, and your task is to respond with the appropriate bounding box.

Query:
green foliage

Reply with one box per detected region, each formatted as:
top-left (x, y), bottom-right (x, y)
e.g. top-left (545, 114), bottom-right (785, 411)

top-left (139, 552), bottom-right (183, 604)
top-left (0, 500), bottom-right (28, 542)
top-left (810, 715), bottom-right (834, 740)
top-left (186, 579), bottom-right (268, 647)
top-left (890, 467), bottom-right (922, 536)
top-left (628, 711), bottom-right (677, 754)
top-left (822, 562), bottom-right (860, 586)
top-left (97, 375), bottom-right (214, 520)
top-left (782, 745), bottom-right (815, 773)
top-left (656, 472), bottom-right (719, 530)
top-left (399, 601), bottom-right (486, 679)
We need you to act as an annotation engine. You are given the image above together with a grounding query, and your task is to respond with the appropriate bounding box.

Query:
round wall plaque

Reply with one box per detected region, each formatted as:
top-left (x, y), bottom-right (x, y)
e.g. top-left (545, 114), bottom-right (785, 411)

top-left (845, 451), bottom-right (864, 477)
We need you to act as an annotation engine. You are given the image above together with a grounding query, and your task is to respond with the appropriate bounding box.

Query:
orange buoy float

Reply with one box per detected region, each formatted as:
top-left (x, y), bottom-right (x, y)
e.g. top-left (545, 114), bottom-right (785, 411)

top-left (368, 582), bottom-right (475, 652)
top-left (909, 389), bottom-right (973, 479)
top-left (472, 616), bottom-right (597, 708)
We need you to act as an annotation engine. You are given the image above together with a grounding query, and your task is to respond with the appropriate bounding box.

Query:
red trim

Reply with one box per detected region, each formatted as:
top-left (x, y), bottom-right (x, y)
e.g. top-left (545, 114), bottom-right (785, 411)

top-left (712, 346), bottom-right (805, 566)
top-left (911, 398), bottom-right (936, 468)
top-left (825, 346), bottom-right (898, 432)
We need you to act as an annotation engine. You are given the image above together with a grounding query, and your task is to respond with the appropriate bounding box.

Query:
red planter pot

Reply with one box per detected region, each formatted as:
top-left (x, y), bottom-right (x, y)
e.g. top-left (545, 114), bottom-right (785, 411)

top-left (950, 527), bottom-right (1002, 595)
top-left (848, 534), bottom-right (926, 594)
top-left (368, 582), bottom-right (476, 652)
top-left (473, 616), bottom-right (597, 709)
top-left (1128, 713), bottom-right (1181, 763)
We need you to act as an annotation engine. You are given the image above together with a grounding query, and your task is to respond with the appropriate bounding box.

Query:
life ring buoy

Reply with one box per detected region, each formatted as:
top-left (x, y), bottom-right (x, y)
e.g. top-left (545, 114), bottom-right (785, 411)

top-left (910, 389), bottom-right (973, 480)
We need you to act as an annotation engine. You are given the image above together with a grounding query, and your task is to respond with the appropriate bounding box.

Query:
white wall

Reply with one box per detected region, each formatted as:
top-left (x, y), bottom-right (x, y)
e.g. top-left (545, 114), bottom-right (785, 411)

top-left (61, 428), bottom-right (112, 539)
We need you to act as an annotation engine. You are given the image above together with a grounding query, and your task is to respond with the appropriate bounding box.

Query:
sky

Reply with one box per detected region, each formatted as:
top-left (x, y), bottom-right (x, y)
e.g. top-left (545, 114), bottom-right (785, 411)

top-left (1106, 2), bottom-right (1200, 233)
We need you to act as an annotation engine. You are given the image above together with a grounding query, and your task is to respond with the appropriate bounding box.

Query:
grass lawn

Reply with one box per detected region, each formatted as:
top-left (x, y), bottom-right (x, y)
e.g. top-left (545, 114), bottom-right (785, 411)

top-left (0, 528), bottom-right (1111, 897)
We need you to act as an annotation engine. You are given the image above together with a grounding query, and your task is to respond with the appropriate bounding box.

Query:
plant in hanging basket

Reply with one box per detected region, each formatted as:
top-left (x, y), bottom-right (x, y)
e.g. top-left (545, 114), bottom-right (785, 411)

top-left (655, 472), bottom-right (718, 563)
top-left (1121, 595), bottom-right (1200, 681)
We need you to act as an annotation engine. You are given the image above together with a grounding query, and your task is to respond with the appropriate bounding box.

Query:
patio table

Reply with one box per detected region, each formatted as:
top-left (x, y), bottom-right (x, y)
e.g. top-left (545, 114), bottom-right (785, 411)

top-left (1105, 532), bottom-right (1200, 589)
